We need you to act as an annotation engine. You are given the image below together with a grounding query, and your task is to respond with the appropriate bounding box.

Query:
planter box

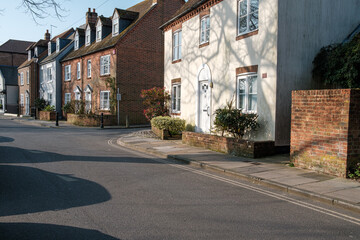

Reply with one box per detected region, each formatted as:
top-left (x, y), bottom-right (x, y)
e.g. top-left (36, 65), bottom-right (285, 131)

top-left (182, 131), bottom-right (275, 158)
top-left (39, 111), bottom-right (56, 121)
top-left (151, 125), bottom-right (182, 140)
top-left (291, 89), bottom-right (360, 178)
top-left (66, 113), bottom-right (117, 127)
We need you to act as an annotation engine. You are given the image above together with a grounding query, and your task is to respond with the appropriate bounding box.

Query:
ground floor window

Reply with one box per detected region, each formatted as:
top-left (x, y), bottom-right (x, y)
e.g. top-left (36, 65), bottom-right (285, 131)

top-left (100, 91), bottom-right (110, 110)
top-left (85, 91), bottom-right (91, 113)
top-left (237, 74), bottom-right (257, 113)
top-left (47, 93), bottom-right (53, 106)
top-left (20, 94), bottom-right (24, 107)
top-left (64, 93), bottom-right (71, 105)
top-left (172, 84), bottom-right (181, 113)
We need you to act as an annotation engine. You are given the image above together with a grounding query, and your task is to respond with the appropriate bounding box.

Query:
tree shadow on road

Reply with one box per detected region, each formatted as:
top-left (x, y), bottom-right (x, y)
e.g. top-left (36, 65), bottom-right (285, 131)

top-left (0, 222), bottom-right (120, 240)
top-left (0, 165), bottom-right (111, 217)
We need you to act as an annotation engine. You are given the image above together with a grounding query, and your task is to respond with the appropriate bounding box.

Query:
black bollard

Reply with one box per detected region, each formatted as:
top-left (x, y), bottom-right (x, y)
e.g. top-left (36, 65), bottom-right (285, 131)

top-left (56, 112), bottom-right (59, 126)
top-left (100, 113), bottom-right (104, 129)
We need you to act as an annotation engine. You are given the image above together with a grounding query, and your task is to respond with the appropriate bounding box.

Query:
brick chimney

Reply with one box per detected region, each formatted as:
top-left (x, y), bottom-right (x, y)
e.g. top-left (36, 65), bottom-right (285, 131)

top-left (44, 29), bottom-right (50, 40)
top-left (86, 8), bottom-right (98, 25)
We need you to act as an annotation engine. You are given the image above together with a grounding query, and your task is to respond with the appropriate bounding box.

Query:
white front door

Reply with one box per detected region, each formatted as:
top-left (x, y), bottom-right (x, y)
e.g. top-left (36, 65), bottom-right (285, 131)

top-left (25, 93), bottom-right (30, 116)
top-left (198, 81), bottom-right (210, 133)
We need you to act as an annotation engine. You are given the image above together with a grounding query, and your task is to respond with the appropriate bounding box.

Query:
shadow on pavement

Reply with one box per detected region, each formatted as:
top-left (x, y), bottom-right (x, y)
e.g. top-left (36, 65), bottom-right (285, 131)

top-left (0, 165), bottom-right (111, 217)
top-left (0, 136), bottom-right (14, 143)
top-left (0, 223), bottom-right (120, 240)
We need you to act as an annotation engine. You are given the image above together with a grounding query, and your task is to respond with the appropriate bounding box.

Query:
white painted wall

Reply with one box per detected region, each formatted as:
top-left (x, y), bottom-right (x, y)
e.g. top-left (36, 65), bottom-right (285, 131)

top-left (40, 61), bottom-right (56, 108)
top-left (164, 0), bottom-right (279, 141)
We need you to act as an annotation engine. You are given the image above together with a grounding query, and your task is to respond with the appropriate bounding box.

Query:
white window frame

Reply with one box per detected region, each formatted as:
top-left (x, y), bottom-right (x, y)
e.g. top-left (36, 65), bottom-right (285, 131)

top-left (237, 0), bottom-right (259, 36)
top-left (100, 91), bottom-right (110, 110)
top-left (64, 93), bottom-right (71, 105)
top-left (47, 93), bottom-right (53, 106)
top-left (75, 32), bottom-right (79, 50)
top-left (96, 22), bottom-right (102, 42)
top-left (27, 70), bottom-right (29, 84)
top-left (47, 67), bottom-right (53, 82)
top-left (112, 19), bottom-right (119, 36)
top-left (87, 60), bottom-right (91, 78)
top-left (100, 55), bottom-right (110, 76)
top-left (20, 72), bottom-right (24, 85)
top-left (172, 30), bottom-right (182, 61)
top-left (237, 73), bottom-right (257, 113)
top-left (48, 42), bottom-right (52, 55)
top-left (86, 28), bottom-right (91, 46)
top-left (20, 94), bottom-right (24, 106)
top-left (171, 83), bottom-right (181, 113)
top-left (85, 90), bottom-right (92, 113)
top-left (64, 65), bottom-right (71, 81)
top-left (28, 50), bottom-right (31, 61)
top-left (77, 62), bottom-right (81, 80)
top-left (200, 15), bottom-right (210, 44)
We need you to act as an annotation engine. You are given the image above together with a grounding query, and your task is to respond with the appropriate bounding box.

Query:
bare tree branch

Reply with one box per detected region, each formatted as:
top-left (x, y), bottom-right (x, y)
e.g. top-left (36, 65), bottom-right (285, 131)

top-left (20, 0), bottom-right (67, 24)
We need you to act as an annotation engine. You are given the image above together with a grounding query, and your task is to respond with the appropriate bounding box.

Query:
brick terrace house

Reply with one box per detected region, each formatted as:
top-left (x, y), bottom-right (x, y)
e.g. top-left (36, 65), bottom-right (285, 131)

top-left (39, 28), bottom-right (75, 115)
top-left (160, 0), bottom-right (360, 148)
top-left (0, 39), bottom-right (34, 114)
top-left (18, 31), bottom-right (51, 116)
top-left (61, 0), bottom-right (184, 124)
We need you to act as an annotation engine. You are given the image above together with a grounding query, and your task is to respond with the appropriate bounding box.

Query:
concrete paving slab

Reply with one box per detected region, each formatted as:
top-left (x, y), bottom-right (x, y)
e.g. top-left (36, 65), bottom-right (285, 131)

top-left (233, 165), bottom-right (279, 175)
top-left (297, 178), bottom-right (360, 194)
top-left (201, 161), bottom-right (255, 169)
top-left (325, 187), bottom-right (360, 204)
top-left (269, 175), bottom-right (321, 186)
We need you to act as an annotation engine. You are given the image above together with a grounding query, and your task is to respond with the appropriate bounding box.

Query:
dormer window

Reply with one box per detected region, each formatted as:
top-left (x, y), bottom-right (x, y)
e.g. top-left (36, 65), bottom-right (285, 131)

top-left (48, 42), bottom-right (52, 55)
top-left (28, 50), bottom-right (31, 61)
top-left (112, 11), bottom-right (119, 36)
top-left (75, 32), bottom-right (79, 50)
top-left (34, 47), bottom-right (38, 57)
top-left (96, 21), bottom-right (102, 42)
top-left (56, 38), bottom-right (60, 52)
top-left (86, 27), bottom-right (91, 46)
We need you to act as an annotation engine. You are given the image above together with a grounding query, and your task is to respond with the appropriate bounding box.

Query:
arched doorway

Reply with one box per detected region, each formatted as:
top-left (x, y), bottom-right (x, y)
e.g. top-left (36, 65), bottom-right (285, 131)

top-left (196, 64), bottom-right (212, 133)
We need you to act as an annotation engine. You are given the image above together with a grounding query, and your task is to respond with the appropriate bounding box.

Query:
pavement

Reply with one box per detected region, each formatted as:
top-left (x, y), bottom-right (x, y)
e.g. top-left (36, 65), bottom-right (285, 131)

top-left (117, 132), bottom-right (360, 213)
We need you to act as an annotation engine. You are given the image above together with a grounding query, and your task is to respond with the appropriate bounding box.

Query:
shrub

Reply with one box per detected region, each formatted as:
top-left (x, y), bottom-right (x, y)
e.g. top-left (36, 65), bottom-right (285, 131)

top-left (62, 102), bottom-right (74, 114)
top-left (151, 116), bottom-right (185, 135)
top-left (348, 163), bottom-right (360, 179)
top-left (140, 87), bottom-right (170, 121)
top-left (43, 105), bottom-right (55, 112)
top-left (313, 35), bottom-right (360, 88)
top-left (213, 100), bottom-right (260, 139)
top-left (34, 98), bottom-right (48, 111)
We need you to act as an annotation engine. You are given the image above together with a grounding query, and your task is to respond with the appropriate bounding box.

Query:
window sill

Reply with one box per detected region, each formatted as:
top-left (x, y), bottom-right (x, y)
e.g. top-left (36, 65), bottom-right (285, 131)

top-left (199, 42), bottom-right (209, 48)
top-left (172, 59), bottom-right (181, 64)
top-left (236, 30), bottom-right (259, 41)
top-left (171, 112), bottom-right (181, 116)
top-left (64, 79), bottom-right (71, 82)
top-left (100, 74), bottom-right (111, 77)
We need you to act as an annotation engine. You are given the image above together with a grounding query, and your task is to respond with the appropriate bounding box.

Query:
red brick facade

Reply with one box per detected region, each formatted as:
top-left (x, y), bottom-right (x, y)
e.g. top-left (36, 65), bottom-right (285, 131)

top-left (18, 64), bottom-right (40, 116)
top-left (62, 0), bottom-right (184, 125)
top-left (290, 89), bottom-right (360, 178)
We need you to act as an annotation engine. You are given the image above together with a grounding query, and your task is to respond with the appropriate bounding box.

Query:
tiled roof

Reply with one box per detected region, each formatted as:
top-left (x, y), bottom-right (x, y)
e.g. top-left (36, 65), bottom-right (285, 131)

top-left (40, 40), bottom-right (74, 64)
top-left (160, 0), bottom-right (206, 29)
top-left (51, 28), bottom-right (75, 42)
top-left (18, 48), bottom-right (49, 69)
top-left (0, 39), bottom-right (34, 54)
top-left (26, 39), bottom-right (50, 51)
top-left (98, 16), bottom-right (112, 27)
top-left (114, 8), bottom-right (139, 21)
top-left (62, 0), bottom-right (155, 62)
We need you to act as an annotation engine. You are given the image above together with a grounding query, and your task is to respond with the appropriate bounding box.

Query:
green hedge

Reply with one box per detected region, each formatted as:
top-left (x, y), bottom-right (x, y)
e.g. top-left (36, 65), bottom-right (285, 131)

top-left (151, 116), bottom-right (185, 135)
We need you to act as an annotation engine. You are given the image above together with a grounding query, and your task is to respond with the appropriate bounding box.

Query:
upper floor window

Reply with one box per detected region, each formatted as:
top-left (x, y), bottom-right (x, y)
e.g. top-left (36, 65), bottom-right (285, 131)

top-left (28, 50), bottom-right (31, 61)
top-left (237, 74), bottom-right (257, 113)
top-left (77, 62), bottom-right (81, 79)
top-left (26, 70), bottom-right (29, 84)
top-left (20, 72), bottom-right (24, 85)
top-left (200, 16), bottom-right (210, 44)
top-left (87, 60), bottom-right (91, 78)
top-left (20, 94), bottom-right (24, 106)
top-left (86, 28), bottom-right (91, 46)
top-left (34, 47), bottom-right (38, 57)
top-left (65, 65), bottom-right (71, 81)
top-left (100, 55), bottom-right (110, 76)
top-left (100, 91), bottom-right (110, 110)
top-left (64, 93), bottom-right (71, 105)
top-left (96, 28), bottom-right (102, 42)
top-left (56, 38), bottom-right (60, 52)
top-left (238, 0), bottom-right (259, 35)
top-left (172, 30), bottom-right (182, 61)
top-left (47, 67), bottom-right (53, 82)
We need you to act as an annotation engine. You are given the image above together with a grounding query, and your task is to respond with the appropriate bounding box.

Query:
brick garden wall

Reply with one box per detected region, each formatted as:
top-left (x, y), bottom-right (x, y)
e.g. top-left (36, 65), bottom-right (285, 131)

top-left (290, 89), bottom-right (360, 177)
top-left (182, 131), bottom-right (275, 158)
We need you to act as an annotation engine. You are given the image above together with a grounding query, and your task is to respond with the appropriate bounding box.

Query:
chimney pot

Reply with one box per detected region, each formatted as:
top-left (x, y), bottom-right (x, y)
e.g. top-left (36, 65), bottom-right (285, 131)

top-left (88, 8), bottom-right (91, 12)
top-left (93, 8), bottom-right (96, 13)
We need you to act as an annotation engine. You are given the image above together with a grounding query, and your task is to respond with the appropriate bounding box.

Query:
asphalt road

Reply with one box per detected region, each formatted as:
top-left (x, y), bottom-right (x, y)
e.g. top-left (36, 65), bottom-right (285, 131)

top-left (0, 118), bottom-right (360, 240)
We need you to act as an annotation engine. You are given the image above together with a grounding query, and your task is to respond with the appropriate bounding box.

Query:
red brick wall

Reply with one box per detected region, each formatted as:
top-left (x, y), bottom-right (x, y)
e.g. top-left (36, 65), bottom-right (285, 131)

top-left (18, 63), bottom-right (38, 116)
top-left (290, 89), bottom-right (360, 177)
top-left (182, 132), bottom-right (275, 158)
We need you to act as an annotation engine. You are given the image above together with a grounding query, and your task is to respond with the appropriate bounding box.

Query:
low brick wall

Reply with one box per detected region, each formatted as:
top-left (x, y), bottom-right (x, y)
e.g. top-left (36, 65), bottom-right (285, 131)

top-left (151, 125), bottom-right (182, 140)
top-left (182, 131), bottom-right (275, 158)
top-left (67, 114), bottom-right (117, 127)
top-left (290, 89), bottom-right (360, 178)
top-left (39, 111), bottom-right (56, 121)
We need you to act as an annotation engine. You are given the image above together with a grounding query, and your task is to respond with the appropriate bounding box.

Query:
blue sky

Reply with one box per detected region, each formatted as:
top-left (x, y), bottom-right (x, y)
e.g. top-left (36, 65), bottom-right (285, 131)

top-left (0, 0), bottom-right (143, 45)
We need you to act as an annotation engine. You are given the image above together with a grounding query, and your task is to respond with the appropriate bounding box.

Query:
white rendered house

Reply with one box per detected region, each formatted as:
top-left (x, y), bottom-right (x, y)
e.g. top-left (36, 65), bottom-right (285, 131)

top-left (161, 0), bottom-right (360, 147)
